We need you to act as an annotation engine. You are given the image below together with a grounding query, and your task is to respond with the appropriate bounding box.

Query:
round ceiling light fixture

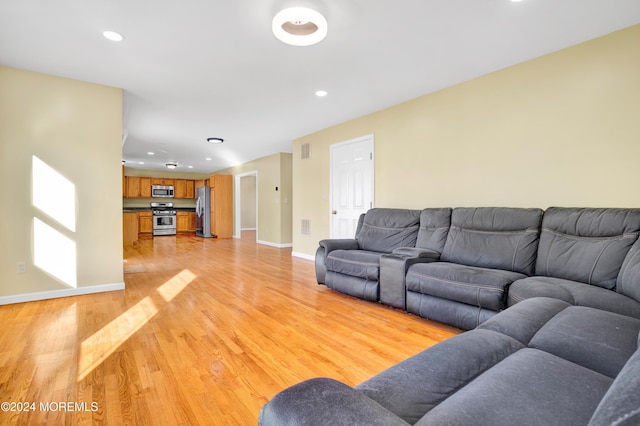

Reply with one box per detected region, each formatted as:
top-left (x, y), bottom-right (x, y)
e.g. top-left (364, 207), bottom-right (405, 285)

top-left (272, 7), bottom-right (327, 46)
top-left (165, 162), bottom-right (178, 169)
top-left (102, 30), bottom-right (124, 42)
top-left (207, 137), bottom-right (224, 144)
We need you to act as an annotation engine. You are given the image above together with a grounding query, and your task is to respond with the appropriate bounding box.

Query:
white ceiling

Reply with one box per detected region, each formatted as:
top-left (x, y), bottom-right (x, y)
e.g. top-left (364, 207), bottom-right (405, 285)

top-left (2, 1), bottom-right (639, 173)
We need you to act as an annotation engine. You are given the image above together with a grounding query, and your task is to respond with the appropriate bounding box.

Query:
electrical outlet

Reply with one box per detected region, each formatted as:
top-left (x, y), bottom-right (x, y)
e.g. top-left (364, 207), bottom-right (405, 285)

top-left (17, 262), bottom-right (26, 274)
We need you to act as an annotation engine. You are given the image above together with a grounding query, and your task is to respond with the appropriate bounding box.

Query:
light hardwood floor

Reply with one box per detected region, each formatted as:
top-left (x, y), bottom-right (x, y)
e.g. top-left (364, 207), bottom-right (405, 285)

top-left (0, 232), bottom-right (459, 425)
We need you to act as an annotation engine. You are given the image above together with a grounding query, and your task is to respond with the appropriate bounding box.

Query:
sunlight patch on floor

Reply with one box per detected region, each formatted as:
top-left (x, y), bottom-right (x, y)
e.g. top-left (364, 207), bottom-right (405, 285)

top-left (77, 269), bottom-right (197, 381)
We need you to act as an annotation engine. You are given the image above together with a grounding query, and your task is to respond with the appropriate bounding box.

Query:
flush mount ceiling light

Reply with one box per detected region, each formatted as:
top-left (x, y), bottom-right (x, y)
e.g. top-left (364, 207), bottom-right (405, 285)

top-left (207, 137), bottom-right (224, 144)
top-left (272, 7), bottom-right (327, 46)
top-left (316, 90), bottom-right (328, 97)
top-left (165, 162), bottom-right (177, 169)
top-left (102, 30), bottom-right (124, 42)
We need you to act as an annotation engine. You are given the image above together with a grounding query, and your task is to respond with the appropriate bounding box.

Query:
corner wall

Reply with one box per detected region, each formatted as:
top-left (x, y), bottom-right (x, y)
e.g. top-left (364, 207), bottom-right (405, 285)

top-left (293, 24), bottom-right (640, 257)
top-left (0, 66), bottom-right (124, 302)
top-left (216, 152), bottom-right (292, 247)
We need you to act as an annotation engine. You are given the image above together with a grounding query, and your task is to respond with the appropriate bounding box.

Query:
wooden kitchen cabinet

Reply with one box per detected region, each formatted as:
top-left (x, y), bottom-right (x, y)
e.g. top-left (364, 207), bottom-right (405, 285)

top-left (151, 178), bottom-right (175, 186)
top-left (124, 175), bottom-right (195, 198)
top-left (186, 180), bottom-right (195, 199)
top-left (173, 179), bottom-right (196, 199)
top-left (123, 212), bottom-right (138, 246)
top-left (138, 211), bottom-right (153, 234)
top-left (174, 179), bottom-right (186, 198)
top-left (140, 177), bottom-right (152, 198)
top-left (176, 212), bottom-right (191, 233)
top-left (209, 174), bottom-right (233, 238)
top-left (188, 212), bottom-right (196, 231)
top-left (126, 176), bottom-right (141, 198)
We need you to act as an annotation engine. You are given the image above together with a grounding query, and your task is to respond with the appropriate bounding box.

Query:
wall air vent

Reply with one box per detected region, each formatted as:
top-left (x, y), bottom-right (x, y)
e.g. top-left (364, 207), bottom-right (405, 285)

top-left (301, 219), bottom-right (311, 235)
top-left (301, 143), bottom-right (311, 160)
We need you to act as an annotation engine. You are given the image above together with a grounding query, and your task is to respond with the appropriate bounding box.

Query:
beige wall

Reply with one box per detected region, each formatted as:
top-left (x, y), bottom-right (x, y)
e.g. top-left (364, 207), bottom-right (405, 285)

top-left (0, 66), bottom-right (123, 299)
top-left (241, 176), bottom-right (257, 229)
top-left (293, 24), bottom-right (640, 257)
top-left (216, 152), bottom-right (292, 246)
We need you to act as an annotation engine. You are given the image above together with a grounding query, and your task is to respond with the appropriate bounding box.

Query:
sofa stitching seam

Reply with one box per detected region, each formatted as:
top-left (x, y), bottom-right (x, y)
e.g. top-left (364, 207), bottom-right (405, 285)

top-left (409, 275), bottom-right (505, 292)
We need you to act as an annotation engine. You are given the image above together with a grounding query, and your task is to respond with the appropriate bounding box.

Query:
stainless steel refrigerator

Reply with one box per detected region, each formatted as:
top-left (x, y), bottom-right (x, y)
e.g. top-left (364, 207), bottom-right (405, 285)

top-left (196, 186), bottom-right (214, 238)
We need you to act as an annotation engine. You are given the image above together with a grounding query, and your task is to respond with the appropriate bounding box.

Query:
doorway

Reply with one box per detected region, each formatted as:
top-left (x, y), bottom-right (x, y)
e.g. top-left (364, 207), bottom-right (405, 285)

top-left (234, 171), bottom-right (258, 240)
top-left (330, 134), bottom-right (374, 239)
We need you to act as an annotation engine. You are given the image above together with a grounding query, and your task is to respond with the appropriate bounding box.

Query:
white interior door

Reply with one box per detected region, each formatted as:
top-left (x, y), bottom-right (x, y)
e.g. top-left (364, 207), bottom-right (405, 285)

top-left (330, 135), bottom-right (374, 239)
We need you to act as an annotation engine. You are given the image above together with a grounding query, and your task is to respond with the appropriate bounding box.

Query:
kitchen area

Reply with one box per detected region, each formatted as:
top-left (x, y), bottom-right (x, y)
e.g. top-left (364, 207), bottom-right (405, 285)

top-left (122, 167), bottom-right (233, 247)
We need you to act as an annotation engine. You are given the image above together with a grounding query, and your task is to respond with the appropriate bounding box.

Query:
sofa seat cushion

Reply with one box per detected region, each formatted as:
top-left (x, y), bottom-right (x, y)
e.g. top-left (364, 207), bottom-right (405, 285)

top-left (528, 306), bottom-right (640, 378)
top-left (326, 250), bottom-right (382, 281)
top-left (406, 262), bottom-right (526, 311)
top-left (509, 276), bottom-right (640, 319)
top-left (416, 348), bottom-right (613, 426)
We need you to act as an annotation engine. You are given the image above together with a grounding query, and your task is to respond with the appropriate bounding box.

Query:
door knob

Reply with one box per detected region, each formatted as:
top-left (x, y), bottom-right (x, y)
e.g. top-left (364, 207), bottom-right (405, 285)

top-left (332, 210), bottom-right (337, 215)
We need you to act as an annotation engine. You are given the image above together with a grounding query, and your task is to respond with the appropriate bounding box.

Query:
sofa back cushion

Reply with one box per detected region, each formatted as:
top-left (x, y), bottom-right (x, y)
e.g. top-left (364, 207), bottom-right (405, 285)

top-left (441, 207), bottom-right (543, 275)
top-left (536, 208), bottom-right (640, 290)
top-left (356, 208), bottom-right (421, 253)
top-left (415, 208), bottom-right (452, 253)
top-left (618, 239), bottom-right (640, 303)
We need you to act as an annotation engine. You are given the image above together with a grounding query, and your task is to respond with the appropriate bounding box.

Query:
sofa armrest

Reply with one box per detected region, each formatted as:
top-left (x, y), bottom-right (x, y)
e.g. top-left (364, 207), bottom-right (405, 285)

top-left (315, 239), bottom-right (360, 284)
top-left (319, 238), bottom-right (360, 253)
top-left (391, 247), bottom-right (441, 260)
top-left (380, 250), bottom-right (440, 309)
top-left (259, 378), bottom-right (409, 426)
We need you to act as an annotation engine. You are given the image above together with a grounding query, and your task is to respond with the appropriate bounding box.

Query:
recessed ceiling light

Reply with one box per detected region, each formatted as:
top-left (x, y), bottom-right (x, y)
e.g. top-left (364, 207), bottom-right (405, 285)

top-left (102, 30), bottom-right (124, 42)
top-left (147, 152), bottom-right (155, 155)
top-left (272, 7), bottom-right (327, 46)
top-left (316, 90), bottom-right (328, 97)
top-left (138, 162), bottom-right (144, 165)
top-left (205, 158), bottom-right (212, 161)
top-left (188, 166), bottom-right (194, 169)
top-left (207, 137), bottom-right (224, 144)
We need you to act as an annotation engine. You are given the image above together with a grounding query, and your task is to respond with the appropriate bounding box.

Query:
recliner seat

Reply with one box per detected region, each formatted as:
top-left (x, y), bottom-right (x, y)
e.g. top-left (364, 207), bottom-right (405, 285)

top-left (405, 207), bottom-right (543, 330)
top-left (319, 208), bottom-right (422, 301)
top-left (509, 207), bottom-right (640, 319)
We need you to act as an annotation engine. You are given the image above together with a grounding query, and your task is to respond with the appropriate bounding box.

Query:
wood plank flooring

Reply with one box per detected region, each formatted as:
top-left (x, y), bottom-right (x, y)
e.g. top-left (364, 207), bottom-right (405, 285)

top-left (0, 232), bottom-right (460, 425)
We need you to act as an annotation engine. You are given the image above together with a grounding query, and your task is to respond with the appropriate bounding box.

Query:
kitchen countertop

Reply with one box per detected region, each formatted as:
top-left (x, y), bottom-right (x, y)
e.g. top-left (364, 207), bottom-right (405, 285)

top-left (123, 207), bottom-right (196, 212)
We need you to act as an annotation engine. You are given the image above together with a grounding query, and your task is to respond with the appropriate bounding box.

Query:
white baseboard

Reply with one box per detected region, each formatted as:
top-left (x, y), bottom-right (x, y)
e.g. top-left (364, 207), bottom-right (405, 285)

top-left (241, 228), bottom-right (257, 231)
top-left (292, 252), bottom-right (315, 261)
top-left (0, 282), bottom-right (125, 305)
top-left (257, 240), bottom-right (293, 249)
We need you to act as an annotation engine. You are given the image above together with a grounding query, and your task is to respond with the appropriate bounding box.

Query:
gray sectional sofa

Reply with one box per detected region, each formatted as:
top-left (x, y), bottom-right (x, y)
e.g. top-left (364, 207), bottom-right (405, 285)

top-left (317, 206), bottom-right (640, 329)
top-left (259, 206), bottom-right (640, 425)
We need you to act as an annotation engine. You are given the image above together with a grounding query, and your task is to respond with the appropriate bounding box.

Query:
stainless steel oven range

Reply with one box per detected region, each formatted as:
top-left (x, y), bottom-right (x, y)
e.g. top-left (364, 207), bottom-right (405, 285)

top-left (151, 202), bottom-right (177, 236)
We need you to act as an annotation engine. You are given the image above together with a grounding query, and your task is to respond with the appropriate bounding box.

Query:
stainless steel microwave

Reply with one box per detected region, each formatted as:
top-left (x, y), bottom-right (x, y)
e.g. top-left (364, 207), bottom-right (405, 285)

top-left (151, 185), bottom-right (174, 198)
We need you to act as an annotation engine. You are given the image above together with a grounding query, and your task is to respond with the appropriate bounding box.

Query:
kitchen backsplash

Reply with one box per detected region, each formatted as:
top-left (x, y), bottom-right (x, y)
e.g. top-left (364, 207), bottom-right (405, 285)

top-left (122, 198), bottom-right (196, 209)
